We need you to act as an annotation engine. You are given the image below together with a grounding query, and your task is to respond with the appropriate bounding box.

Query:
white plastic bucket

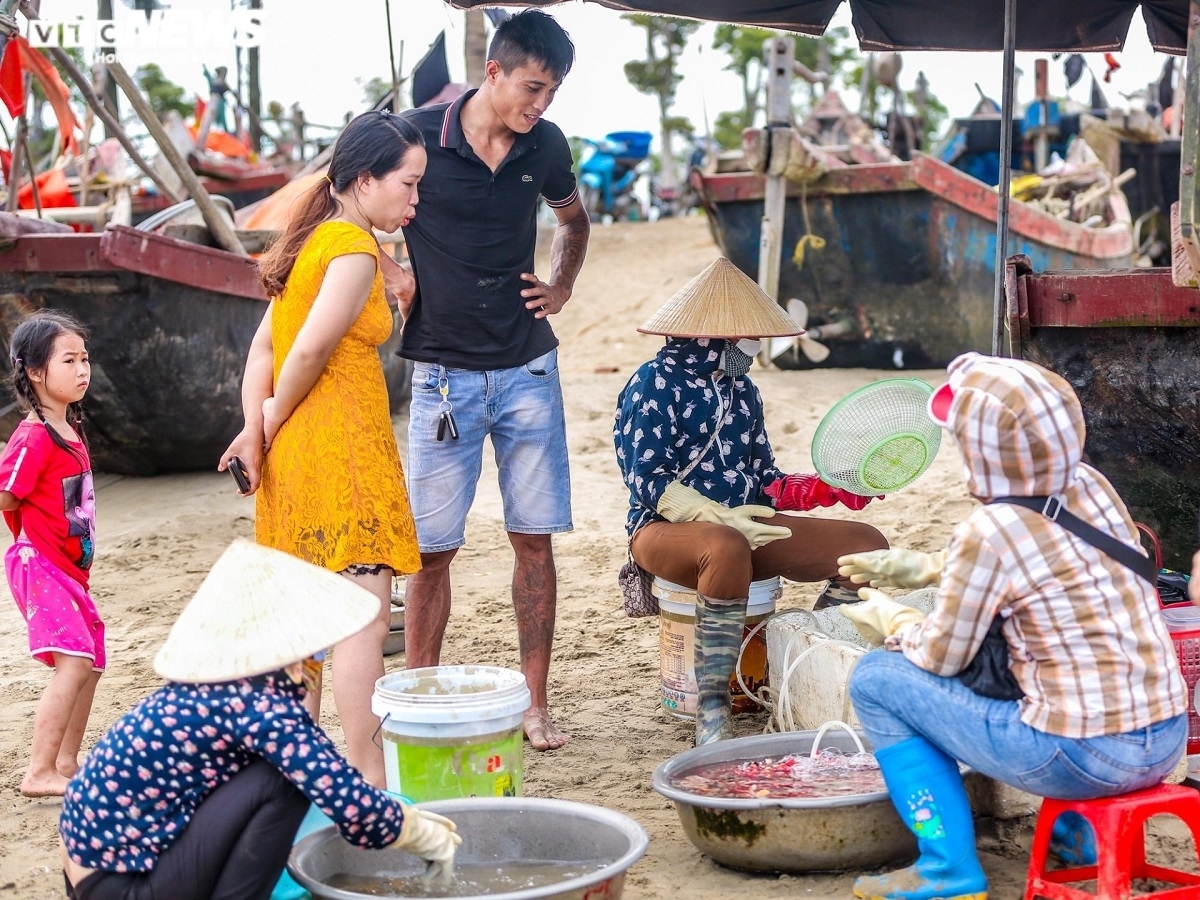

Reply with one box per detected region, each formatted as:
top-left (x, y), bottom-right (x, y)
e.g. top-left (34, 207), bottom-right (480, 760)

top-left (372, 665), bottom-right (531, 801)
top-left (657, 576), bottom-right (780, 718)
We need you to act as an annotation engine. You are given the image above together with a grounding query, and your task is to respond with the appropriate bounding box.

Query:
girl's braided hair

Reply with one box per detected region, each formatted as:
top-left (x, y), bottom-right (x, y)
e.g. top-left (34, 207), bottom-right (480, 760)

top-left (8, 309), bottom-right (90, 470)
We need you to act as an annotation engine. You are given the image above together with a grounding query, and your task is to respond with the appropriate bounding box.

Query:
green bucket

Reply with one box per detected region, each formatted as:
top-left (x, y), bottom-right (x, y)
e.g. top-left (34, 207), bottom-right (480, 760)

top-left (372, 665), bottom-right (530, 801)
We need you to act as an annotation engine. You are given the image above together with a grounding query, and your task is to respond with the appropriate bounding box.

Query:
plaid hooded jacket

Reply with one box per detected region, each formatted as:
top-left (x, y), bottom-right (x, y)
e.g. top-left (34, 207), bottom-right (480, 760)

top-left (899, 353), bottom-right (1187, 739)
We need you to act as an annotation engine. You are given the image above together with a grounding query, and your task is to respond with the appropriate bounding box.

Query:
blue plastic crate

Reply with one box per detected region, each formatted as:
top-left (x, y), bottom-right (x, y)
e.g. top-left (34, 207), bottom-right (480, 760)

top-left (605, 130), bottom-right (652, 162)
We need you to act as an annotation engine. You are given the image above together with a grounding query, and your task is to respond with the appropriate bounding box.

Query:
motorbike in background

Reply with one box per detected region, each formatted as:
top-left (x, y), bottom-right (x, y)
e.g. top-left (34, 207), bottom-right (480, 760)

top-left (651, 132), bottom-right (720, 218)
top-left (577, 131), bottom-right (652, 222)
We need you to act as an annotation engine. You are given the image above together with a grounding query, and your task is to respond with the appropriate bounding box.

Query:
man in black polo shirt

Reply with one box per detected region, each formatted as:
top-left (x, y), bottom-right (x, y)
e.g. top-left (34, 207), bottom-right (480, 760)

top-left (394, 10), bottom-right (589, 751)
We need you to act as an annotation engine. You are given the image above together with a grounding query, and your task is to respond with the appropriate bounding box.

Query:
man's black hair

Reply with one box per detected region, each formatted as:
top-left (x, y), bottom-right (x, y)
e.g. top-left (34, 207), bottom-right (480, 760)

top-left (487, 9), bottom-right (574, 82)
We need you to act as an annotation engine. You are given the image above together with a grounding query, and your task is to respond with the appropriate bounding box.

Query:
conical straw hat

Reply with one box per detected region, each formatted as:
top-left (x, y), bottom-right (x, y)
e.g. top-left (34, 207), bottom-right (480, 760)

top-left (154, 539), bottom-right (380, 684)
top-left (638, 257), bottom-right (804, 339)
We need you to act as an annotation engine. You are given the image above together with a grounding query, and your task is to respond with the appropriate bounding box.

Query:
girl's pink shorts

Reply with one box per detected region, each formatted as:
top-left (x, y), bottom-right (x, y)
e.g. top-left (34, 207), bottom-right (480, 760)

top-left (5, 539), bottom-right (105, 671)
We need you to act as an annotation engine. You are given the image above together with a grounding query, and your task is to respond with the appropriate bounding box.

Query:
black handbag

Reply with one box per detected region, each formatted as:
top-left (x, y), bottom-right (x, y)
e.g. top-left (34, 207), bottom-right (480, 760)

top-left (957, 495), bottom-right (1157, 701)
top-left (957, 616), bottom-right (1025, 700)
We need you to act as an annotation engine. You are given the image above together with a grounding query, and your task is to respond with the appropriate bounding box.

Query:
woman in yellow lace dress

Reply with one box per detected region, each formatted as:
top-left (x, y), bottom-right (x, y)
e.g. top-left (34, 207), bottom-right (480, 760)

top-left (221, 111), bottom-right (425, 786)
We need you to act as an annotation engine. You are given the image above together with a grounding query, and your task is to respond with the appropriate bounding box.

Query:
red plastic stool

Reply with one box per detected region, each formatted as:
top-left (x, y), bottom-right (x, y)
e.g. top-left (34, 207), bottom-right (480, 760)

top-left (1024, 783), bottom-right (1200, 900)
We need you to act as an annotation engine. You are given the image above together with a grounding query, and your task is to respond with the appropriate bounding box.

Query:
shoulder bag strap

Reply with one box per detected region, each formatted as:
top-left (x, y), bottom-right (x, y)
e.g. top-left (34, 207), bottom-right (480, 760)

top-left (989, 495), bottom-right (1156, 585)
top-left (677, 373), bottom-right (728, 483)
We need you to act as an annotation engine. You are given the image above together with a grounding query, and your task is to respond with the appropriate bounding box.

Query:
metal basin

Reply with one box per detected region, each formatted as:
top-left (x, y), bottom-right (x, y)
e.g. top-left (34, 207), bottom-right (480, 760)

top-left (288, 797), bottom-right (649, 900)
top-left (651, 729), bottom-right (916, 873)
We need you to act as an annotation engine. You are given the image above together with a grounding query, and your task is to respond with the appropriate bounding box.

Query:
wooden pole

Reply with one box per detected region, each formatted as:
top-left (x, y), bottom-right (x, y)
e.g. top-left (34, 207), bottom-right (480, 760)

top-left (248, 0), bottom-right (263, 153)
top-left (385, 0), bottom-right (400, 110)
top-left (5, 116), bottom-right (24, 211)
top-left (106, 59), bottom-right (247, 256)
top-left (992, 0), bottom-right (1017, 357)
top-left (49, 48), bottom-right (184, 205)
top-left (4, 73), bottom-right (30, 213)
top-left (96, 0), bottom-right (120, 137)
top-left (20, 132), bottom-right (40, 217)
top-left (1179, 0), bottom-right (1200, 278)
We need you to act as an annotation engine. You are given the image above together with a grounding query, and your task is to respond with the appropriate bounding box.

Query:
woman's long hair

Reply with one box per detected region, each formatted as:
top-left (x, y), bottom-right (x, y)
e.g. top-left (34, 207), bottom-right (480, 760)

top-left (8, 309), bottom-right (90, 470)
top-left (258, 110), bottom-right (424, 297)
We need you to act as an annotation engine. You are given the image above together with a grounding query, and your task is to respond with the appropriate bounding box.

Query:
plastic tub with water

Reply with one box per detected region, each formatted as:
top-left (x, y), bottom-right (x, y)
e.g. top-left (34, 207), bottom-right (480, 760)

top-left (372, 665), bottom-right (531, 801)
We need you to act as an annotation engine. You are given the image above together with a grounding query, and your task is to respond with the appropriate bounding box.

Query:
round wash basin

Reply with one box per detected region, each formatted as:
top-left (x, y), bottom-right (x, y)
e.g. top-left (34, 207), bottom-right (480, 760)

top-left (288, 796), bottom-right (648, 900)
top-left (651, 729), bottom-right (916, 873)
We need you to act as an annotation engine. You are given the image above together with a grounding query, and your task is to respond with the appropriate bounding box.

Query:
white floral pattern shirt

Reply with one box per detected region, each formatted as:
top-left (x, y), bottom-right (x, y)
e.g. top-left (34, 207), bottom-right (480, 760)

top-left (613, 337), bottom-right (783, 536)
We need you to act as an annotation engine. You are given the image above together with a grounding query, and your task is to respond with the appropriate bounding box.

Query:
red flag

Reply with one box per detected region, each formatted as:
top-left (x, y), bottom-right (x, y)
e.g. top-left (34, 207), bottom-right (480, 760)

top-left (1103, 52), bottom-right (1121, 84)
top-left (0, 38), bottom-right (25, 117)
top-left (18, 167), bottom-right (77, 210)
top-left (14, 37), bottom-right (80, 155)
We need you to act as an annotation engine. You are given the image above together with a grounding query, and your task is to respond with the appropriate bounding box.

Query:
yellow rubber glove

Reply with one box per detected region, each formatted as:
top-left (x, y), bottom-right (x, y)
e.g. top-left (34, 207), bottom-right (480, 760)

top-left (657, 481), bottom-right (791, 550)
top-left (393, 805), bottom-right (462, 884)
top-left (839, 587), bottom-right (926, 646)
top-left (836, 548), bottom-right (948, 589)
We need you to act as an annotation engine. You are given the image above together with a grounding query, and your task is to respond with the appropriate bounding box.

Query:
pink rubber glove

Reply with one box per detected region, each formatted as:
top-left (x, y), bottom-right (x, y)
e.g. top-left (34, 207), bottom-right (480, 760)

top-left (764, 474), bottom-right (881, 512)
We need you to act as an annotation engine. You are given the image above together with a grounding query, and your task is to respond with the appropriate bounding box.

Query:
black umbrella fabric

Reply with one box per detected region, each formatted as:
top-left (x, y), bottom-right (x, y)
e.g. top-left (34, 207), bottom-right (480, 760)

top-left (447, 0), bottom-right (1188, 54)
top-left (412, 31), bottom-right (452, 109)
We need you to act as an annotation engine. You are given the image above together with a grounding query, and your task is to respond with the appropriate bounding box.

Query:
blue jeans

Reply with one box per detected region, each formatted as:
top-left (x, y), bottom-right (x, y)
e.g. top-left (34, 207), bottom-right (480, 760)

top-left (406, 350), bottom-right (573, 552)
top-left (849, 651), bottom-right (1187, 800)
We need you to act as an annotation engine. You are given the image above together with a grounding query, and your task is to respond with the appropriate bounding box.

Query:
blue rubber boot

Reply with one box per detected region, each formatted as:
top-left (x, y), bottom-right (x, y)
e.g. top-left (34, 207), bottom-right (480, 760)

top-left (853, 737), bottom-right (988, 900)
top-left (1048, 810), bottom-right (1097, 867)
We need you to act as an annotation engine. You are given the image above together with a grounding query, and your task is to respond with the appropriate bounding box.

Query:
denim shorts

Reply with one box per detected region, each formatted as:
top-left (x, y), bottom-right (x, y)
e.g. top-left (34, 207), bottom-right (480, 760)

top-left (406, 349), bottom-right (573, 552)
top-left (849, 650), bottom-right (1187, 800)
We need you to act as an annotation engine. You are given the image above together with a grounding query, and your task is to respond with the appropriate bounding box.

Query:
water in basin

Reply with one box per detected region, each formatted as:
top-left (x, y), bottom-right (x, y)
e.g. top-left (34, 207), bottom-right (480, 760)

top-left (325, 860), bottom-right (606, 897)
top-left (670, 748), bottom-right (885, 800)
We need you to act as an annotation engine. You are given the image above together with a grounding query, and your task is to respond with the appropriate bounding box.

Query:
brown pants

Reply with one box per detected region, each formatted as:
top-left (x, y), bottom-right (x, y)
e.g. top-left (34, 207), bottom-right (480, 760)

top-left (631, 514), bottom-right (887, 600)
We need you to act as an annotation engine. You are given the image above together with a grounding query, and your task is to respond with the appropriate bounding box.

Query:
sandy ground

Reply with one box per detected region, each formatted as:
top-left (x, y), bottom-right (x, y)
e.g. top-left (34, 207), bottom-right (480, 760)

top-left (0, 214), bottom-right (1196, 899)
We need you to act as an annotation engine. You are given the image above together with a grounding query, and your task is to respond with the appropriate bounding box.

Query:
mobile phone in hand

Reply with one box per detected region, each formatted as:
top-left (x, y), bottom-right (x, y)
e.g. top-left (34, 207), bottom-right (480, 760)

top-left (228, 456), bottom-right (251, 493)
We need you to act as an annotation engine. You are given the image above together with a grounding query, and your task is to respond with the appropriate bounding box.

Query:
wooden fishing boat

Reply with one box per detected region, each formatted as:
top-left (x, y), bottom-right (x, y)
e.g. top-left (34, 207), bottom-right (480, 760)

top-left (130, 159), bottom-right (295, 223)
top-left (1003, 258), bottom-right (1200, 571)
top-left (0, 219), bottom-right (411, 475)
top-left (695, 153), bottom-right (1133, 368)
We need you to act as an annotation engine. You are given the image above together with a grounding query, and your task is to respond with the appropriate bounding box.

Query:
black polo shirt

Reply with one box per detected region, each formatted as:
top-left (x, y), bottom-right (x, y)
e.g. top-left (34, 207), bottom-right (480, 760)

top-left (398, 90), bottom-right (579, 370)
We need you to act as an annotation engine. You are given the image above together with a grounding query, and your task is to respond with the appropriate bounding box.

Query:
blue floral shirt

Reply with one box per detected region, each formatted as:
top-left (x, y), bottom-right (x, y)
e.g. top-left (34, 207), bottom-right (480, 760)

top-left (59, 673), bottom-right (405, 873)
top-left (613, 337), bottom-right (784, 536)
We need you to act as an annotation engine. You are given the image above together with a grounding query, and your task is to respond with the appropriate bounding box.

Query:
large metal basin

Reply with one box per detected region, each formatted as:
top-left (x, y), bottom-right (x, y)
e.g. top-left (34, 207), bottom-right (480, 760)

top-left (651, 729), bottom-right (916, 873)
top-left (287, 797), bottom-right (649, 900)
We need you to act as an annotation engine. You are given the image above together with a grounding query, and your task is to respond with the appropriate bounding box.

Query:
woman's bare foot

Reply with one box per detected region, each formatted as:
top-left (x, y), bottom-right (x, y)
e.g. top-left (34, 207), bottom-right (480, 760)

top-left (20, 769), bottom-right (69, 798)
top-left (524, 707), bottom-right (570, 751)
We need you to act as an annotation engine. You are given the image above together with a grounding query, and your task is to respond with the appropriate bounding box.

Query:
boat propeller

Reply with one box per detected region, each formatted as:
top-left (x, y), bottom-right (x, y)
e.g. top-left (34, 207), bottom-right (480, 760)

top-left (769, 298), bottom-right (832, 364)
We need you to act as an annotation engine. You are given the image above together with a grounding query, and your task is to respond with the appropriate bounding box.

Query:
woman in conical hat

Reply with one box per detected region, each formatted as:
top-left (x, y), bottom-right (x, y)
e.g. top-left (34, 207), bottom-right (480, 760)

top-left (613, 258), bottom-right (889, 746)
top-left (58, 540), bottom-right (460, 900)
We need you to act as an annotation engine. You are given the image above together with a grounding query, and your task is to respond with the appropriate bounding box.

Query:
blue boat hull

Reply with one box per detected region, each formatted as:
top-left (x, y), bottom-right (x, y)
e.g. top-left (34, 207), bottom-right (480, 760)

top-left (696, 155), bottom-right (1133, 368)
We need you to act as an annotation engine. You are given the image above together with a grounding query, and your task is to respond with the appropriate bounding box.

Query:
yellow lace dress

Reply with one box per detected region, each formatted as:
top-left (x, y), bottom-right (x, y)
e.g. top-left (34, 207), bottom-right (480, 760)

top-left (256, 220), bottom-right (420, 575)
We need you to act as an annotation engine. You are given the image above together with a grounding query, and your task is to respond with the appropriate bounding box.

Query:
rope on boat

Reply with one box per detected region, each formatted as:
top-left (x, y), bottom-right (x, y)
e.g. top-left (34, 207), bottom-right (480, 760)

top-left (792, 180), bottom-right (826, 269)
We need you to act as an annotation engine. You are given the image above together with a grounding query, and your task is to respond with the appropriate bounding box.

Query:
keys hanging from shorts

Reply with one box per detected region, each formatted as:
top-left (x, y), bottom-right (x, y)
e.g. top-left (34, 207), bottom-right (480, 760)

top-left (436, 369), bottom-right (459, 441)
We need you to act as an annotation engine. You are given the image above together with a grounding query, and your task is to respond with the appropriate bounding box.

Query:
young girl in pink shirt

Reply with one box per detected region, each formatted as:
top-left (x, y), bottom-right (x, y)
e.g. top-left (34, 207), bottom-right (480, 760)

top-left (0, 310), bottom-right (101, 797)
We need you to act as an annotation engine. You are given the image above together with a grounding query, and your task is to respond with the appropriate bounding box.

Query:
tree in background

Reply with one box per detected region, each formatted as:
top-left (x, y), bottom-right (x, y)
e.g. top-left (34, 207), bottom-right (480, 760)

top-left (907, 73), bottom-right (948, 156)
top-left (464, 10), bottom-right (488, 87)
top-left (709, 26), bottom-right (855, 150)
top-left (357, 76), bottom-right (391, 109)
top-left (622, 14), bottom-right (698, 191)
top-left (134, 63), bottom-right (192, 123)
top-left (845, 57), bottom-right (948, 157)
top-left (710, 24), bottom-right (773, 150)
